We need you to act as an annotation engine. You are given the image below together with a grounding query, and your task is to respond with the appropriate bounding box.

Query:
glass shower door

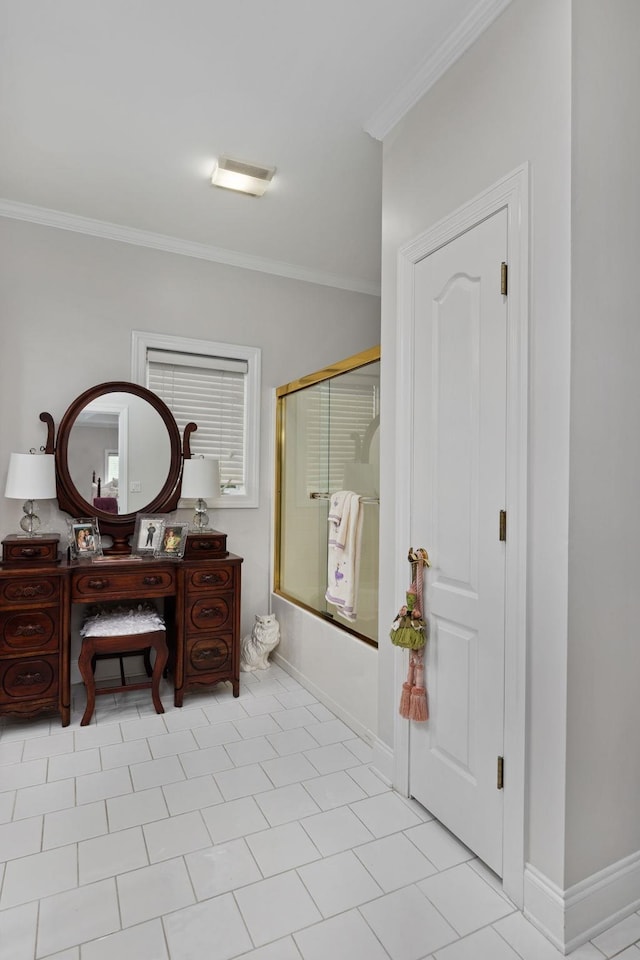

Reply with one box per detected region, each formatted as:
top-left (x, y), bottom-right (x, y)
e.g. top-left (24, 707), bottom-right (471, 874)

top-left (275, 349), bottom-right (380, 645)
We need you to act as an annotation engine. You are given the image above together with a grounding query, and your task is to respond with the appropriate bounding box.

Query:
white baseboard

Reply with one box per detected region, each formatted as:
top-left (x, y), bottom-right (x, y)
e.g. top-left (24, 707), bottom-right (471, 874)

top-left (271, 650), bottom-right (374, 745)
top-left (524, 850), bottom-right (640, 954)
top-left (371, 737), bottom-right (394, 787)
top-left (523, 865), bottom-right (565, 951)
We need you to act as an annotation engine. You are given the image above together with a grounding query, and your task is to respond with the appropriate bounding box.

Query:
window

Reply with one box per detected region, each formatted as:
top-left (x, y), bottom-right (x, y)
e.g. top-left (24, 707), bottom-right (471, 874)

top-left (104, 450), bottom-right (119, 484)
top-left (303, 372), bottom-right (380, 496)
top-left (132, 331), bottom-right (261, 508)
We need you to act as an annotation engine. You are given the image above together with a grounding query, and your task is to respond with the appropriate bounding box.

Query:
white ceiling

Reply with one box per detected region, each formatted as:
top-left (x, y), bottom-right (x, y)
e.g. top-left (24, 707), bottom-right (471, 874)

top-left (0, 0), bottom-right (510, 295)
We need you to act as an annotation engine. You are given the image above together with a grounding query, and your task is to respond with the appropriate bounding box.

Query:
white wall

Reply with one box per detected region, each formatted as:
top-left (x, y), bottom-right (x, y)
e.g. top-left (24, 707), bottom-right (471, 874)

top-left (0, 217), bottom-right (379, 663)
top-left (379, 0), bottom-right (572, 889)
top-left (566, 0), bottom-right (640, 887)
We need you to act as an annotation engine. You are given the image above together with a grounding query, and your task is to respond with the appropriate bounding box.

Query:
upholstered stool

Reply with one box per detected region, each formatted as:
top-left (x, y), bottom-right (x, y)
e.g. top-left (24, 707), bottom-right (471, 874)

top-left (78, 604), bottom-right (168, 726)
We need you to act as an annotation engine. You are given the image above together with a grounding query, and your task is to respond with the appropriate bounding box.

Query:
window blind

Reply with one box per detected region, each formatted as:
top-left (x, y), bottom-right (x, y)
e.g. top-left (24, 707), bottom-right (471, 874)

top-left (147, 351), bottom-right (248, 493)
top-left (304, 379), bottom-right (379, 493)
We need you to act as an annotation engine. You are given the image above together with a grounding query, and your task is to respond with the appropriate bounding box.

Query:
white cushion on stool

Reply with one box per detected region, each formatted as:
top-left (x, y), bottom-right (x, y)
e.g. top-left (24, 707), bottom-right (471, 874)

top-left (80, 603), bottom-right (165, 638)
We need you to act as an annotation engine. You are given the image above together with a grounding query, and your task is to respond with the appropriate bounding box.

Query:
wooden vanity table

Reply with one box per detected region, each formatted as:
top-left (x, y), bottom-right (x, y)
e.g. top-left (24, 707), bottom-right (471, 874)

top-left (0, 382), bottom-right (243, 727)
top-left (0, 543), bottom-right (242, 726)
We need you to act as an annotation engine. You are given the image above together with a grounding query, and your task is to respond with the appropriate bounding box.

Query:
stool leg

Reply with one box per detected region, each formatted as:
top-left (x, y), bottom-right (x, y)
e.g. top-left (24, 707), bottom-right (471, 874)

top-left (78, 640), bottom-right (97, 726)
top-left (150, 638), bottom-right (168, 715)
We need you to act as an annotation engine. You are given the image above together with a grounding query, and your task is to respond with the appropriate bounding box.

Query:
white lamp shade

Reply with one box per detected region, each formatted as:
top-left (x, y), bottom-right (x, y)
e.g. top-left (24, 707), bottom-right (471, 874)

top-left (4, 453), bottom-right (57, 500)
top-left (181, 457), bottom-right (220, 499)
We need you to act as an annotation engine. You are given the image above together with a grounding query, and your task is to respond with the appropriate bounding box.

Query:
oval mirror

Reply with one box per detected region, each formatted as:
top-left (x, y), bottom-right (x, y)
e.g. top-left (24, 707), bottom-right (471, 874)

top-left (55, 381), bottom-right (184, 552)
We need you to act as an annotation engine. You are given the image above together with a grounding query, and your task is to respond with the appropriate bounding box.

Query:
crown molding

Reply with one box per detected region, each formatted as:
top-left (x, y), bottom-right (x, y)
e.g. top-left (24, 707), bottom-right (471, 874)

top-left (0, 198), bottom-right (380, 299)
top-left (364, 0), bottom-right (514, 141)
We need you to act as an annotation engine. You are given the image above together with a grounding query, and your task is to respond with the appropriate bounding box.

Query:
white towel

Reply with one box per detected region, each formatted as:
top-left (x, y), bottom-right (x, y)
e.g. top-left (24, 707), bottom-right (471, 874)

top-left (325, 490), bottom-right (364, 622)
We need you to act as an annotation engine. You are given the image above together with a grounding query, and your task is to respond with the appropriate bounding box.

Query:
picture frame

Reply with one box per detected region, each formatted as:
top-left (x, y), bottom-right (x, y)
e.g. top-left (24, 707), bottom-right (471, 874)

top-left (68, 518), bottom-right (103, 559)
top-left (132, 514), bottom-right (167, 556)
top-left (156, 521), bottom-right (189, 559)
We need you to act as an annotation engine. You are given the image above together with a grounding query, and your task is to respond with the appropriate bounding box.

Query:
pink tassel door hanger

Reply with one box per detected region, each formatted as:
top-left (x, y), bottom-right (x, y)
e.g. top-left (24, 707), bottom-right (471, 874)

top-left (389, 547), bottom-right (430, 722)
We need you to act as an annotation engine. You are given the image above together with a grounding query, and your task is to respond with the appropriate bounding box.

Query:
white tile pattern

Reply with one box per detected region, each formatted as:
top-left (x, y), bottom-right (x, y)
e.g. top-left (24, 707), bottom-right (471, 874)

top-left (0, 668), bottom-right (633, 959)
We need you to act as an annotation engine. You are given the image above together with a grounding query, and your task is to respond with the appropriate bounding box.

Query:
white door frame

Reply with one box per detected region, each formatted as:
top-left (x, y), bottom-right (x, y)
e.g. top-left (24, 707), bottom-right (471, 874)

top-left (393, 163), bottom-right (529, 907)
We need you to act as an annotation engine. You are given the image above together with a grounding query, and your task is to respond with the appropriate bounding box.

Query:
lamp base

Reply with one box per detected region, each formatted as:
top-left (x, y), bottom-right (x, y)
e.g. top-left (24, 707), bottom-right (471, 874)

top-left (19, 499), bottom-right (41, 535)
top-left (191, 498), bottom-right (210, 532)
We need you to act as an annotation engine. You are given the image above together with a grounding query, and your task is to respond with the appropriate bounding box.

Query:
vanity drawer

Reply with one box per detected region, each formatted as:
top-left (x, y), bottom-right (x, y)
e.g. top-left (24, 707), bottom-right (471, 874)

top-left (186, 593), bottom-right (233, 633)
top-left (0, 608), bottom-right (59, 653)
top-left (183, 532), bottom-right (228, 560)
top-left (0, 575), bottom-right (60, 606)
top-left (185, 565), bottom-right (234, 594)
top-left (72, 567), bottom-right (176, 601)
top-left (174, 553), bottom-right (242, 706)
top-left (2, 536), bottom-right (60, 565)
top-left (0, 655), bottom-right (59, 703)
top-left (187, 634), bottom-right (233, 673)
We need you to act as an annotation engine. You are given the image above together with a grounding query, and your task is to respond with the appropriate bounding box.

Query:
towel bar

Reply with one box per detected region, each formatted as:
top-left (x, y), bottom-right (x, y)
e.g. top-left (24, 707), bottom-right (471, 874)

top-left (309, 492), bottom-right (379, 504)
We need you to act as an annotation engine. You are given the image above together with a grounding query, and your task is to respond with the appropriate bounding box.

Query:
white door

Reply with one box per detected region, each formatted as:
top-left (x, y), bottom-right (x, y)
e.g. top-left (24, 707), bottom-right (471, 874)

top-left (409, 209), bottom-right (508, 875)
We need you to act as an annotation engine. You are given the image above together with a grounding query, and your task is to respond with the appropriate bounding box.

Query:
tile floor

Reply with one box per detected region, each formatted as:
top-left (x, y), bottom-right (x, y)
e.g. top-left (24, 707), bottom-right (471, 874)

top-left (1, 664), bottom-right (640, 959)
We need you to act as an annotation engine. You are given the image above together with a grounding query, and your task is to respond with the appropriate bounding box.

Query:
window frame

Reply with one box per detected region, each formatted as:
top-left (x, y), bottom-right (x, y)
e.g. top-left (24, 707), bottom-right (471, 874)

top-left (131, 330), bottom-right (261, 509)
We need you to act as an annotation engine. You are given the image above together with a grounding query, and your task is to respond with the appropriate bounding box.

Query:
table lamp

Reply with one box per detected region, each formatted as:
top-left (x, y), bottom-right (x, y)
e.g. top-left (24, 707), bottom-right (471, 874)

top-left (4, 452), bottom-right (57, 535)
top-left (181, 457), bottom-right (220, 531)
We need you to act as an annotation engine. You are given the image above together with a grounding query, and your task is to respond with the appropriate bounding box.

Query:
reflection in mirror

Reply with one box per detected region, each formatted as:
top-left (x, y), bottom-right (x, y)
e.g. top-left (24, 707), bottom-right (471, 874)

top-left (67, 393), bottom-right (171, 515)
top-left (69, 407), bottom-right (119, 510)
top-left (104, 449), bottom-right (119, 487)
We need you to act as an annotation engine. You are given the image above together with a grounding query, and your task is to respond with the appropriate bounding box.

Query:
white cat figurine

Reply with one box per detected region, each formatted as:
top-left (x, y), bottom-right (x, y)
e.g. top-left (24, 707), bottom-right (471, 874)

top-left (240, 614), bottom-right (280, 672)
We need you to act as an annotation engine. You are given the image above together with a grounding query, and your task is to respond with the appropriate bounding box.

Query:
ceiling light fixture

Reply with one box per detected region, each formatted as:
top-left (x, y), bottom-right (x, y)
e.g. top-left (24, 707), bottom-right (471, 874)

top-left (211, 156), bottom-right (276, 197)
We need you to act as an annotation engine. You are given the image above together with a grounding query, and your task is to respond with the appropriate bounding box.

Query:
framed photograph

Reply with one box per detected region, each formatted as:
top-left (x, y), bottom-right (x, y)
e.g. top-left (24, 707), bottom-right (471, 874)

top-left (132, 515), bottom-right (166, 556)
top-left (156, 521), bottom-right (189, 559)
top-left (68, 518), bottom-right (103, 559)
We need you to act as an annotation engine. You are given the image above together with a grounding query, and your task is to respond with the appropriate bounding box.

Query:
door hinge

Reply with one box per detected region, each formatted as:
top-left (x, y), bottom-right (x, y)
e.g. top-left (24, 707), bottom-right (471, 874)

top-left (500, 261), bottom-right (508, 295)
top-left (499, 510), bottom-right (507, 542)
top-left (497, 756), bottom-right (504, 790)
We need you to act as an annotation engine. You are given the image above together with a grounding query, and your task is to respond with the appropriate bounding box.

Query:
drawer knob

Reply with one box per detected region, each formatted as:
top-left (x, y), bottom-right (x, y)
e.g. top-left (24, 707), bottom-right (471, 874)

top-left (19, 547), bottom-right (38, 558)
top-left (13, 584), bottom-right (45, 599)
top-left (15, 623), bottom-right (45, 637)
top-left (199, 606), bottom-right (222, 619)
top-left (200, 573), bottom-right (223, 584)
top-left (193, 647), bottom-right (226, 666)
top-left (195, 648), bottom-right (215, 660)
top-left (143, 576), bottom-right (162, 586)
top-left (15, 671), bottom-right (44, 686)
top-left (87, 579), bottom-right (108, 590)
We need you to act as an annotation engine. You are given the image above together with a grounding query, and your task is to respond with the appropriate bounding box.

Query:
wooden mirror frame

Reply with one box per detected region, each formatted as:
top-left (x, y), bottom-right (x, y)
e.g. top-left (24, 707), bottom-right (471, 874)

top-left (42, 381), bottom-right (193, 554)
